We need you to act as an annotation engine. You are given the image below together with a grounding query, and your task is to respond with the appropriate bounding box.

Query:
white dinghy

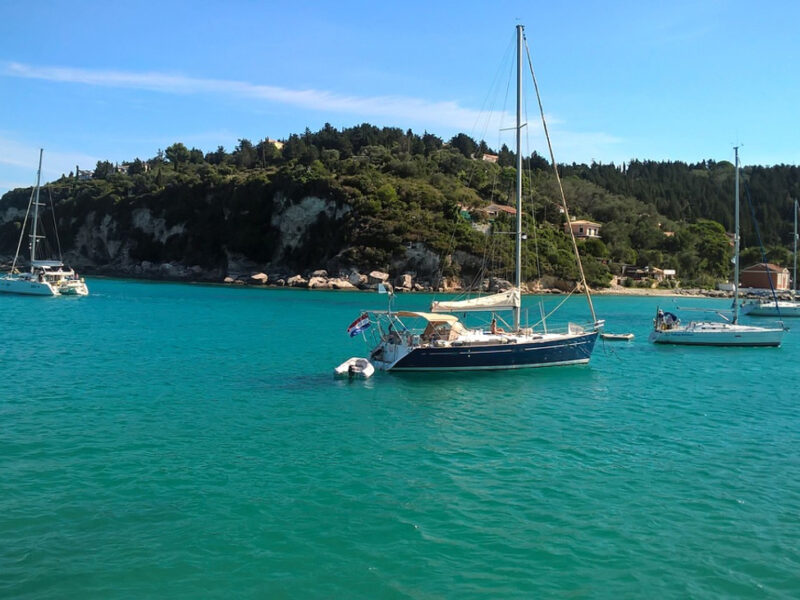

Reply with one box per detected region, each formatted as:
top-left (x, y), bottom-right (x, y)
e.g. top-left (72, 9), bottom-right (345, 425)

top-left (333, 357), bottom-right (375, 379)
top-left (600, 332), bottom-right (634, 341)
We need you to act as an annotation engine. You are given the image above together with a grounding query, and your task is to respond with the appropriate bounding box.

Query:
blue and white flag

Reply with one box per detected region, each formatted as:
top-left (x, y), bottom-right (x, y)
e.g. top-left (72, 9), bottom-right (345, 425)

top-left (347, 313), bottom-right (371, 337)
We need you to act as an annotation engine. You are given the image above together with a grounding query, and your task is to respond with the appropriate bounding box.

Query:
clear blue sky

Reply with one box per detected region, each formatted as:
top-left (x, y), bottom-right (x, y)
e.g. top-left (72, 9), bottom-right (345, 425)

top-left (1, 0), bottom-right (798, 195)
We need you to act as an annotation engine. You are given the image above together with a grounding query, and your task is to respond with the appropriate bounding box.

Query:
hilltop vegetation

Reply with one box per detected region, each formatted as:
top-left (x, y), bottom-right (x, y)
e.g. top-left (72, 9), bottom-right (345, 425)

top-left (1, 123), bottom-right (798, 289)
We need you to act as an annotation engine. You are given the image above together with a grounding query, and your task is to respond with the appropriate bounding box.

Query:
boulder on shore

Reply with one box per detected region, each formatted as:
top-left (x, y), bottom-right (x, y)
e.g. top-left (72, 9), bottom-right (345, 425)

top-left (287, 275), bottom-right (308, 288)
top-left (395, 273), bottom-right (414, 291)
top-left (308, 276), bottom-right (331, 289)
top-left (330, 278), bottom-right (357, 290)
top-left (348, 272), bottom-right (368, 288)
top-left (368, 270), bottom-right (390, 284)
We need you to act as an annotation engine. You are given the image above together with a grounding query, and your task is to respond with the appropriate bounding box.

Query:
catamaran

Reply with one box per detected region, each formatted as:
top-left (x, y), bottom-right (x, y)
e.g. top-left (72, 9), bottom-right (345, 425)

top-left (740, 198), bottom-right (800, 317)
top-left (0, 149), bottom-right (89, 297)
top-left (359, 25), bottom-right (604, 372)
top-left (649, 147), bottom-right (784, 346)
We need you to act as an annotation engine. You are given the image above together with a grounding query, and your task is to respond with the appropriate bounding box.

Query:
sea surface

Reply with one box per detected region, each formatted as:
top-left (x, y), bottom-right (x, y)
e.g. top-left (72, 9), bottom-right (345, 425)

top-left (2, 279), bottom-right (799, 599)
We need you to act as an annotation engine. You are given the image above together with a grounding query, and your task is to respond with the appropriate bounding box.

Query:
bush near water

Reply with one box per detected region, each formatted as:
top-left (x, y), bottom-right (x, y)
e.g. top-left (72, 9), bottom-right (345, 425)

top-left (1, 124), bottom-right (798, 290)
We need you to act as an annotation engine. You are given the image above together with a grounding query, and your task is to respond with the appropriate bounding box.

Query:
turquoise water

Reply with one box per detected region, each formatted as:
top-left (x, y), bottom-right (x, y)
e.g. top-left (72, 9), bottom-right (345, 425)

top-left (2, 279), bottom-right (799, 598)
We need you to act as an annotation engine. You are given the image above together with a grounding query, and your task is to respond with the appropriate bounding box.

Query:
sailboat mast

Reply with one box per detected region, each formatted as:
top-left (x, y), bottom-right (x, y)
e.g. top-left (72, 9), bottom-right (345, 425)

top-left (733, 146), bottom-right (741, 324)
top-left (30, 148), bottom-right (44, 266)
top-left (513, 24), bottom-right (523, 331)
top-left (794, 198), bottom-right (798, 296)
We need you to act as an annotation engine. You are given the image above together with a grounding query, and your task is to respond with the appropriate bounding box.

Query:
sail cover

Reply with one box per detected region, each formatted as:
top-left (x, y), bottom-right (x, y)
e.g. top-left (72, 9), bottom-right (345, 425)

top-left (430, 288), bottom-right (520, 313)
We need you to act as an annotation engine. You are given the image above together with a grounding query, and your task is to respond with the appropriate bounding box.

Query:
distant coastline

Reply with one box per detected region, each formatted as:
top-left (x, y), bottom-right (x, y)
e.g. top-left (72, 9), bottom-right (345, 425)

top-left (8, 258), bottom-right (786, 301)
top-left (76, 267), bottom-right (731, 300)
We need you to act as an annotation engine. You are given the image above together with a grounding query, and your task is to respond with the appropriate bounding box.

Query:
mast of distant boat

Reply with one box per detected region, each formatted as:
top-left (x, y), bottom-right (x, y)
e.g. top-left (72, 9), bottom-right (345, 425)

top-left (793, 198), bottom-right (798, 299)
top-left (733, 146), bottom-right (741, 324)
top-left (513, 24), bottom-right (523, 331)
top-left (30, 148), bottom-right (44, 269)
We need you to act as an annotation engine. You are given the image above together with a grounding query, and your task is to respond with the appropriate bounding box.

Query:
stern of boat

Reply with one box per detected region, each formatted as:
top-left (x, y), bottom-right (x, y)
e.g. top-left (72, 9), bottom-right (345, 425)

top-left (58, 280), bottom-right (89, 296)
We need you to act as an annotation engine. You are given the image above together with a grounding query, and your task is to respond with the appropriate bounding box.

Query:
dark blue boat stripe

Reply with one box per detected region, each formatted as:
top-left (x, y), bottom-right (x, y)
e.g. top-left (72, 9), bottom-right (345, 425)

top-left (389, 332), bottom-right (599, 371)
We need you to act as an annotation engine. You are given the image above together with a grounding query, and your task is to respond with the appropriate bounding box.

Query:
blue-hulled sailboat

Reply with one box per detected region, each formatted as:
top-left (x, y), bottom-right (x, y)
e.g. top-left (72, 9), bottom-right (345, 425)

top-left (362, 25), bottom-right (604, 372)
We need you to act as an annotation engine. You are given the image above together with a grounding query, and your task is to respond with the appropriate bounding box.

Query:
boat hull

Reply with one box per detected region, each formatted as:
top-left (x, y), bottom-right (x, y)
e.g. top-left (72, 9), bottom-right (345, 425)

top-left (601, 333), bottom-right (634, 341)
top-left (741, 301), bottom-right (800, 317)
top-left (58, 281), bottom-right (90, 296)
top-left (0, 277), bottom-right (57, 296)
top-left (379, 331), bottom-right (599, 371)
top-left (649, 323), bottom-right (783, 346)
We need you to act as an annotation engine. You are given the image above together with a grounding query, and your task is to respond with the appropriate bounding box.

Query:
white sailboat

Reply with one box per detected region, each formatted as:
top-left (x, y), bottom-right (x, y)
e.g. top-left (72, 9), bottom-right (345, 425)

top-left (740, 198), bottom-right (800, 317)
top-left (650, 147), bottom-right (784, 346)
top-left (0, 149), bottom-right (89, 297)
top-left (360, 25), bottom-right (604, 372)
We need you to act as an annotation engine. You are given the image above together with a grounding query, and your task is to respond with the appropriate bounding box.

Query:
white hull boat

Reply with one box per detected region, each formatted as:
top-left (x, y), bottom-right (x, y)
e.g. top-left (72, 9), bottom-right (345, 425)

top-left (601, 332), bottom-right (634, 341)
top-left (740, 299), bottom-right (800, 317)
top-left (649, 320), bottom-right (783, 346)
top-left (334, 357), bottom-right (375, 379)
top-left (0, 150), bottom-right (89, 298)
top-left (649, 148), bottom-right (784, 348)
top-left (0, 275), bottom-right (57, 295)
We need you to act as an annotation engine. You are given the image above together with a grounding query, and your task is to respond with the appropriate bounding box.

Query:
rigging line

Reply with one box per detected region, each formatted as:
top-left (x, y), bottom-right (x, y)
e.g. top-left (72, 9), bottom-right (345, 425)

top-left (476, 225), bottom-right (494, 289)
top-left (48, 186), bottom-right (64, 261)
top-left (743, 181), bottom-right (781, 316)
top-left (433, 191), bottom-right (464, 296)
top-left (494, 48), bottom-right (515, 168)
top-left (11, 187), bottom-right (36, 272)
top-left (521, 96), bottom-right (544, 283)
top-left (526, 163), bottom-right (543, 281)
top-left (519, 78), bottom-right (547, 289)
top-left (464, 30), bottom-right (517, 189)
top-left (523, 34), bottom-right (597, 324)
top-left (433, 54), bottom-right (515, 300)
top-left (526, 286), bottom-right (578, 329)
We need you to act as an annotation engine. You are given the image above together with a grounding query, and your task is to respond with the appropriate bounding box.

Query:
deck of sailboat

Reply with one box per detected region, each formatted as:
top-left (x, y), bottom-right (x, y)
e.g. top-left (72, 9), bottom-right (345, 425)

top-left (650, 320), bottom-right (784, 346)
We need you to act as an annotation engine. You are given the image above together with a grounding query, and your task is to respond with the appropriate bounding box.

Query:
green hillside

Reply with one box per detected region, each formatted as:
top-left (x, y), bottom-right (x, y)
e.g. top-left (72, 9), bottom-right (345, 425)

top-left (1, 123), bottom-right (798, 289)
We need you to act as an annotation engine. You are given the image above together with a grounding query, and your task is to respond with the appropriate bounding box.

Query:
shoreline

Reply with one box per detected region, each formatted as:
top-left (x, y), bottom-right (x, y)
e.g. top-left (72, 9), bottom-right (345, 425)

top-left (15, 262), bottom-right (783, 300)
top-left (81, 272), bottom-right (730, 299)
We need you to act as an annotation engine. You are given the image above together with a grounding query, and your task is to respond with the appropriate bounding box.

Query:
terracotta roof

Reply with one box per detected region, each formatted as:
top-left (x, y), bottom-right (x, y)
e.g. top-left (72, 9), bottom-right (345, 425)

top-left (742, 262), bottom-right (787, 273)
top-left (482, 203), bottom-right (517, 215)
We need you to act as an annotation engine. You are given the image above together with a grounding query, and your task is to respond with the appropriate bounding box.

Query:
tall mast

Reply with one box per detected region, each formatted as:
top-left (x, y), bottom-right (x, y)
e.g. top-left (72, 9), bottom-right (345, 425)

top-left (733, 146), bottom-right (741, 324)
top-left (513, 24), bottom-right (523, 331)
top-left (793, 198), bottom-right (798, 297)
top-left (30, 148), bottom-right (44, 266)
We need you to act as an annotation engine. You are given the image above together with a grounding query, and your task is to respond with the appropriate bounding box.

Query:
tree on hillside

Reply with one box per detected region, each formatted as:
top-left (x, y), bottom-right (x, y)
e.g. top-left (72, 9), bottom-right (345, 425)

top-left (165, 143), bottom-right (190, 166)
top-left (205, 146), bottom-right (229, 165)
top-left (449, 133), bottom-right (478, 158)
top-left (233, 139), bottom-right (257, 169)
top-left (422, 132), bottom-right (443, 156)
top-left (93, 160), bottom-right (115, 179)
top-left (189, 148), bottom-right (205, 164)
top-left (498, 144), bottom-right (515, 167)
top-left (128, 158), bottom-right (146, 176)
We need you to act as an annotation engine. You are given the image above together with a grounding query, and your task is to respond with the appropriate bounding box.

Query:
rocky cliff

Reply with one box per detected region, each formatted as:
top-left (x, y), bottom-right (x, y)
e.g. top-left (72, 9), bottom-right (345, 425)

top-left (0, 184), bottom-right (451, 290)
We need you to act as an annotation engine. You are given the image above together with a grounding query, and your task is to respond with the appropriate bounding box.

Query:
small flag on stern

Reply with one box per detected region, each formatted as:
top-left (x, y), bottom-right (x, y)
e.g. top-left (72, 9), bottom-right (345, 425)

top-left (347, 313), bottom-right (371, 337)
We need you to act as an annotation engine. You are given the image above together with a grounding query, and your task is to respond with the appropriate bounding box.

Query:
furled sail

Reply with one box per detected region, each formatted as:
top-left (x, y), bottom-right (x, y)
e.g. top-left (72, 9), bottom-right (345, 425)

top-left (430, 288), bottom-right (520, 313)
